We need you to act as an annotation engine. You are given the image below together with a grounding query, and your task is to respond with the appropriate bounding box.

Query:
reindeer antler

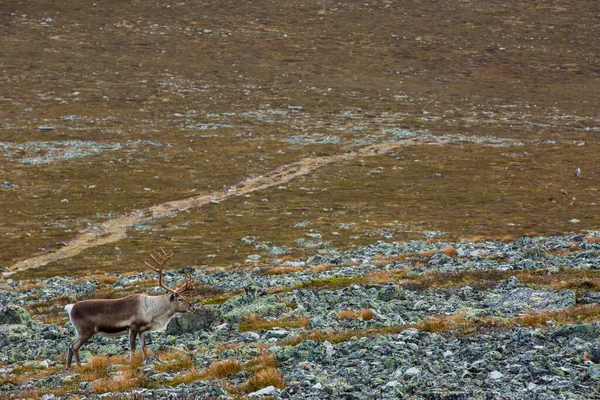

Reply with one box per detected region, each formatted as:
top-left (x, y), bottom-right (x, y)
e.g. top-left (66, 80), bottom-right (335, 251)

top-left (174, 270), bottom-right (195, 295)
top-left (145, 248), bottom-right (194, 295)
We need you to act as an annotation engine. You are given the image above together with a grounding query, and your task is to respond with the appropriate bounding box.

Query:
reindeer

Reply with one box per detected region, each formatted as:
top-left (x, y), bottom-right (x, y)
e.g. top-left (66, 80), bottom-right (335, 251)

top-left (65, 249), bottom-right (195, 368)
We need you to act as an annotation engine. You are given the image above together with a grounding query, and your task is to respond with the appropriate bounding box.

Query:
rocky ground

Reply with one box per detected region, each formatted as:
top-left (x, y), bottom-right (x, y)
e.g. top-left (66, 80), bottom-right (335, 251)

top-left (2, 1), bottom-right (600, 399)
top-left (1, 233), bottom-right (600, 399)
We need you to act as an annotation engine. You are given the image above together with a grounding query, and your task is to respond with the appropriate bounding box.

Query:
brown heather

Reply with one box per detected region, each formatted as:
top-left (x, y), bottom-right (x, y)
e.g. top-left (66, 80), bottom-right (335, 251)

top-left (337, 308), bottom-right (375, 321)
top-left (153, 350), bottom-right (193, 374)
top-left (202, 359), bottom-right (242, 379)
top-left (244, 367), bottom-right (286, 392)
top-left (95, 275), bottom-right (118, 285)
top-left (419, 249), bottom-right (437, 257)
top-left (282, 304), bottom-right (600, 347)
top-left (440, 246), bottom-right (458, 257)
top-left (265, 265), bottom-right (303, 275)
top-left (337, 309), bottom-right (357, 319)
top-left (308, 264), bottom-right (333, 273)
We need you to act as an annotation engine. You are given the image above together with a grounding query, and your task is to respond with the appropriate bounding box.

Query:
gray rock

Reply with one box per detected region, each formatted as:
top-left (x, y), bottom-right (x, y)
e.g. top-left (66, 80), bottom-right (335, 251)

top-left (165, 306), bottom-right (222, 335)
top-left (483, 279), bottom-right (575, 312)
top-left (241, 332), bottom-right (261, 341)
top-left (0, 305), bottom-right (31, 325)
top-left (221, 294), bottom-right (291, 323)
top-left (488, 371), bottom-right (504, 380)
top-left (589, 341), bottom-right (600, 363)
top-left (248, 385), bottom-right (280, 397)
top-left (265, 328), bottom-right (289, 339)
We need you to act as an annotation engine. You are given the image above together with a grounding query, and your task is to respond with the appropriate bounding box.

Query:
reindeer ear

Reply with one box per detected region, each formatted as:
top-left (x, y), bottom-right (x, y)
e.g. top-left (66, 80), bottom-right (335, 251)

top-left (169, 293), bottom-right (176, 301)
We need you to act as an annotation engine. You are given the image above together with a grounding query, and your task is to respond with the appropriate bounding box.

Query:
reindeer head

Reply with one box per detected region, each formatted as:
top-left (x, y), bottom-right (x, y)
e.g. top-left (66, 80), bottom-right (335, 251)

top-left (145, 248), bottom-right (196, 311)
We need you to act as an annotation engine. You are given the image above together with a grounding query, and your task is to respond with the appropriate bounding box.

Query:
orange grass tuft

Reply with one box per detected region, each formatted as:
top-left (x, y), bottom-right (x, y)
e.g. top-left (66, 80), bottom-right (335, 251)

top-left (265, 265), bottom-right (303, 275)
top-left (202, 359), bottom-right (242, 379)
top-left (338, 308), bottom-right (375, 320)
top-left (359, 308), bottom-right (375, 320)
top-left (419, 249), bottom-right (436, 257)
top-left (244, 367), bottom-right (286, 392)
top-left (95, 275), bottom-right (118, 285)
top-left (245, 352), bottom-right (279, 372)
top-left (308, 264), bottom-right (333, 273)
top-left (337, 309), bottom-right (357, 319)
top-left (441, 246), bottom-right (457, 256)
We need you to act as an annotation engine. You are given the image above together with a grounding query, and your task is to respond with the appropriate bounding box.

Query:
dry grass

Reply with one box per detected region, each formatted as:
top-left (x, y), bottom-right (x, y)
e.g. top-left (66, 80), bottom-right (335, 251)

top-left (77, 355), bottom-right (128, 382)
top-left (0, 364), bottom-right (59, 386)
top-left (244, 367), bottom-right (285, 392)
top-left (95, 275), bottom-right (118, 285)
top-left (587, 237), bottom-right (600, 243)
top-left (202, 359), bottom-right (242, 379)
top-left (359, 308), bottom-right (375, 320)
top-left (16, 281), bottom-right (45, 292)
top-left (91, 368), bottom-right (145, 394)
top-left (239, 314), bottom-right (309, 332)
top-left (284, 304), bottom-right (600, 347)
top-left (308, 264), bottom-right (333, 273)
top-left (168, 368), bottom-right (207, 386)
top-left (264, 265), bottom-right (303, 276)
top-left (367, 271), bottom-right (392, 284)
top-left (337, 308), bottom-right (375, 321)
top-left (337, 309), bottom-right (357, 319)
top-left (245, 353), bottom-right (279, 372)
top-left (153, 350), bottom-right (193, 374)
top-left (440, 246), bottom-right (458, 257)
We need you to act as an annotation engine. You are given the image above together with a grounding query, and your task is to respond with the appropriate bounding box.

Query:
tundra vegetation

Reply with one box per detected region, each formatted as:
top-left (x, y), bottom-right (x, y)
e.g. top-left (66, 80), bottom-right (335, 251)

top-left (1, 0), bottom-right (600, 399)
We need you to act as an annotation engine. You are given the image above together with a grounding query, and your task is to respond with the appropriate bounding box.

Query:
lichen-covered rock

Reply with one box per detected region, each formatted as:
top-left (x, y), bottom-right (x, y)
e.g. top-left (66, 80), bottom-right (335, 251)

top-left (0, 305), bottom-right (31, 325)
top-left (483, 278), bottom-right (576, 312)
top-left (220, 293), bottom-right (291, 323)
top-left (166, 306), bottom-right (223, 335)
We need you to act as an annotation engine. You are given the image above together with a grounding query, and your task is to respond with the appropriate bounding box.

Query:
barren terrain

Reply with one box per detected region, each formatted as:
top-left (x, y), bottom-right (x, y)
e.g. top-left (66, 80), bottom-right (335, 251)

top-left (0, 0), bottom-right (599, 399)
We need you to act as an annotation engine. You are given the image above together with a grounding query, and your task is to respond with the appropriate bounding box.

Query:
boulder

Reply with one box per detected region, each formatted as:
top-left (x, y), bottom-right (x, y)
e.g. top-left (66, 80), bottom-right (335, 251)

top-left (166, 306), bottom-right (223, 335)
top-left (0, 305), bottom-right (31, 325)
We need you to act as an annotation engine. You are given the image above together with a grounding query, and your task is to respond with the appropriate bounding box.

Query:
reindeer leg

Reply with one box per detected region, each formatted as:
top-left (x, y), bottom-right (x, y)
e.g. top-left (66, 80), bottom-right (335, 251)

top-left (66, 336), bottom-right (77, 368)
top-left (139, 331), bottom-right (147, 359)
top-left (129, 326), bottom-right (140, 363)
top-left (70, 331), bottom-right (93, 368)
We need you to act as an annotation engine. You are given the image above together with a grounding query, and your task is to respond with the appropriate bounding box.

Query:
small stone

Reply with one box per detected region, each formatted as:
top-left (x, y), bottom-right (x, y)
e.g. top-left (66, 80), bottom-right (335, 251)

top-left (241, 332), bottom-right (261, 341)
top-left (248, 385), bottom-right (279, 398)
top-left (489, 371), bottom-right (504, 380)
top-left (312, 382), bottom-right (323, 390)
top-left (527, 382), bottom-right (538, 391)
top-left (404, 367), bottom-right (420, 377)
top-left (265, 328), bottom-right (289, 339)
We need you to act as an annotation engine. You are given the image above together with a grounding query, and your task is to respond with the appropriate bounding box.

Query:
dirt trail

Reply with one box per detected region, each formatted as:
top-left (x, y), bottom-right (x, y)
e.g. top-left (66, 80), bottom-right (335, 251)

top-left (3, 142), bottom-right (396, 275)
top-left (4, 136), bottom-right (523, 276)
